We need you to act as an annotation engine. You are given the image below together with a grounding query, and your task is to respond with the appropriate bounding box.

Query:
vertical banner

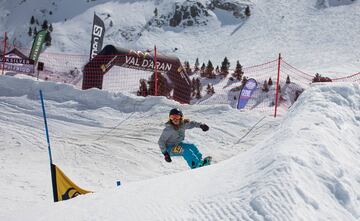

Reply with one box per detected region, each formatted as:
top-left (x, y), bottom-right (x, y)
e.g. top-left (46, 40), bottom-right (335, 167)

top-left (237, 78), bottom-right (258, 109)
top-left (29, 30), bottom-right (47, 63)
top-left (89, 13), bottom-right (105, 60)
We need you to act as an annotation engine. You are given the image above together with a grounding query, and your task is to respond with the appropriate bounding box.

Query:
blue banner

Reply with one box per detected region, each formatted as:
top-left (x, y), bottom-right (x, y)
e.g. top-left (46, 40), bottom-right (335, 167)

top-left (237, 78), bottom-right (258, 109)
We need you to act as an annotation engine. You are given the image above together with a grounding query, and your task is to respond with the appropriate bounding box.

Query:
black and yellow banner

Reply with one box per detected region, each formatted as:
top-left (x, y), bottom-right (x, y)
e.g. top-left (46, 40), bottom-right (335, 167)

top-left (51, 164), bottom-right (92, 202)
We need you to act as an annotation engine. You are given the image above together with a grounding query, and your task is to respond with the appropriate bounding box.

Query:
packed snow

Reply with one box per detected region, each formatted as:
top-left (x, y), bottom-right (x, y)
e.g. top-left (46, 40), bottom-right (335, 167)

top-left (0, 73), bottom-right (359, 221)
top-left (0, 0), bottom-right (359, 220)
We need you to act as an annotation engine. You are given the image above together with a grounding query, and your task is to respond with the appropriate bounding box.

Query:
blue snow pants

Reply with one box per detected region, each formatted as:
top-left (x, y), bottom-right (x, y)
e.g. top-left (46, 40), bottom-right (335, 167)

top-left (166, 142), bottom-right (202, 169)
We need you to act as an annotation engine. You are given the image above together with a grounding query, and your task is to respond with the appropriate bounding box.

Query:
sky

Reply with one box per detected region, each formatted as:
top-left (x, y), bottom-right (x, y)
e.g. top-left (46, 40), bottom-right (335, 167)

top-left (0, 0), bottom-right (359, 220)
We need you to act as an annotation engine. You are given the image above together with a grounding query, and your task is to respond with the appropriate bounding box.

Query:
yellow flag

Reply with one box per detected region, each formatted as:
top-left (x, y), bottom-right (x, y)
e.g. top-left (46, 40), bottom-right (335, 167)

top-left (51, 164), bottom-right (92, 202)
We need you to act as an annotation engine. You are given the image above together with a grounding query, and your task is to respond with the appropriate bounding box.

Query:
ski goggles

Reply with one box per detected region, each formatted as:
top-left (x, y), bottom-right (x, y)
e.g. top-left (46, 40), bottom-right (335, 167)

top-left (169, 114), bottom-right (182, 120)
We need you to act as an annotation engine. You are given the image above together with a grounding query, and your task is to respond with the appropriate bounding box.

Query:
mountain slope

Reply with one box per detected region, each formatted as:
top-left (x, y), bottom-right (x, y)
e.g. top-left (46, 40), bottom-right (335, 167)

top-left (0, 0), bottom-right (359, 74)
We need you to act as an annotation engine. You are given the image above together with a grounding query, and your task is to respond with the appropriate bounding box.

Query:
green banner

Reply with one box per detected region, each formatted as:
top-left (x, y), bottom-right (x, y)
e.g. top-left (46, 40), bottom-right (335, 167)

top-left (29, 30), bottom-right (47, 63)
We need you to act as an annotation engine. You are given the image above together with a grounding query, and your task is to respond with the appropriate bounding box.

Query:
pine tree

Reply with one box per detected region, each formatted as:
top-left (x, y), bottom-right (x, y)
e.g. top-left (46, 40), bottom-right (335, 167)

top-left (137, 79), bottom-right (148, 96)
top-left (220, 56), bottom-right (230, 76)
top-left (184, 61), bottom-right (192, 74)
top-left (33, 27), bottom-right (38, 35)
top-left (241, 76), bottom-right (248, 87)
top-left (45, 31), bottom-right (52, 46)
top-left (42, 20), bottom-right (49, 30)
top-left (154, 8), bottom-right (158, 17)
top-left (200, 62), bottom-right (206, 77)
top-left (191, 78), bottom-right (196, 96)
top-left (205, 60), bottom-right (215, 78)
top-left (28, 27), bottom-right (32, 36)
top-left (195, 78), bottom-right (201, 99)
top-left (194, 58), bottom-right (199, 72)
top-left (286, 75), bottom-right (291, 84)
top-left (233, 60), bottom-right (243, 80)
top-left (206, 83), bottom-right (215, 94)
top-left (109, 20), bottom-right (113, 27)
top-left (268, 77), bottom-right (273, 86)
top-left (148, 72), bottom-right (171, 97)
top-left (262, 80), bottom-right (269, 92)
top-left (245, 6), bottom-right (251, 17)
top-left (30, 16), bottom-right (35, 25)
top-left (49, 24), bottom-right (53, 32)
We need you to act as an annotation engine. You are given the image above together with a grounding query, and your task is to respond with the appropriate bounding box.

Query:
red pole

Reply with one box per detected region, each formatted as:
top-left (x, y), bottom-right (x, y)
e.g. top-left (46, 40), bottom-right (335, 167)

top-left (274, 53), bottom-right (281, 118)
top-left (154, 45), bottom-right (158, 96)
top-left (2, 32), bottom-right (7, 75)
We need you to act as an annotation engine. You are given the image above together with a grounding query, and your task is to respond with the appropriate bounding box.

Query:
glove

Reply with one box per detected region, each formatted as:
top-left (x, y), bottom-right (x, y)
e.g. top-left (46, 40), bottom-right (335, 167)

top-left (200, 124), bottom-right (209, 132)
top-left (163, 152), bottom-right (172, 163)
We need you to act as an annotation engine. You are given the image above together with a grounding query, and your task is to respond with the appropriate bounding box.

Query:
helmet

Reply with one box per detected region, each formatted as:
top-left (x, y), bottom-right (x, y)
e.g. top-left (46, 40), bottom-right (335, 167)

top-left (169, 108), bottom-right (183, 117)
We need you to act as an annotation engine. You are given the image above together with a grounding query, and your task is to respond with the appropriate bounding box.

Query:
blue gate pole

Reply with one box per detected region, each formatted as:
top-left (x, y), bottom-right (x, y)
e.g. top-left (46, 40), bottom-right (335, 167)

top-left (39, 90), bottom-right (53, 165)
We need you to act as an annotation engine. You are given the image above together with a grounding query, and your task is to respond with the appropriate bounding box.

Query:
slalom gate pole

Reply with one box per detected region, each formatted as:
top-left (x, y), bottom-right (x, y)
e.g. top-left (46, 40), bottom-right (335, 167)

top-left (39, 90), bottom-right (58, 202)
top-left (39, 90), bottom-right (53, 165)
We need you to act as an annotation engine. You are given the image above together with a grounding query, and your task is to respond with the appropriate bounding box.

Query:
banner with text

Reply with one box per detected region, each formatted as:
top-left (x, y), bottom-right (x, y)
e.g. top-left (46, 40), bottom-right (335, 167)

top-left (1, 48), bottom-right (35, 73)
top-left (237, 78), bottom-right (258, 109)
top-left (29, 30), bottom-right (47, 63)
top-left (89, 14), bottom-right (105, 60)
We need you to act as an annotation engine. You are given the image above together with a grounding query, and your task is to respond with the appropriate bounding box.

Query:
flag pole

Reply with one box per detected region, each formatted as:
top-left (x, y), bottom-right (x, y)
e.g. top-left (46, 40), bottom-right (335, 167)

top-left (39, 90), bottom-right (58, 202)
top-left (39, 90), bottom-right (53, 165)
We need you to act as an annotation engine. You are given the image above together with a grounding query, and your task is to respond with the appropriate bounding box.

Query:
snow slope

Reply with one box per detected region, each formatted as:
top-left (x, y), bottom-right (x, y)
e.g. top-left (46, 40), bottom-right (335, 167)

top-left (0, 75), bottom-right (359, 220)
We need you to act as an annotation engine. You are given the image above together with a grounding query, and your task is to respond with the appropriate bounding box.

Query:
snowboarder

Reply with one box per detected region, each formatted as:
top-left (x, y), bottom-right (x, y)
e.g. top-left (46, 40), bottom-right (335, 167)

top-left (158, 108), bottom-right (211, 169)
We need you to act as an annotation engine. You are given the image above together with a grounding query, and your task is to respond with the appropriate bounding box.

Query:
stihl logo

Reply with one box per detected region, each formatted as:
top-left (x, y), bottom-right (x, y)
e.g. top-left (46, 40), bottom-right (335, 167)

top-left (93, 25), bottom-right (103, 37)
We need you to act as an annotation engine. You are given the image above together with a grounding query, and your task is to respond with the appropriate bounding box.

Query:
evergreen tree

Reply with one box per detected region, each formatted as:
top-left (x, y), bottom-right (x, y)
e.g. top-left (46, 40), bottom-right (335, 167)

top-left (33, 27), bottom-right (38, 35)
top-left (154, 8), bottom-right (158, 17)
top-left (148, 72), bottom-right (171, 97)
top-left (49, 24), bottom-right (53, 32)
top-left (205, 60), bottom-right (215, 78)
top-left (262, 80), bottom-right (269, 92)
top-left (286, 75), bottom-right (291, 84)
top-left (109, 20), bottom-right (113, 27)
top-left (184, 61), bottom-right (192, 74)
top-left (245, 6), bottom-right (251, 17)
top-left (191, 78), bottom-right (196, 96)
top-left (42, 20), bottom-right (49, 30)
top-left (30, 16), bottom-right (35, 25)
top-left (241, 76), bottom-right (248, 87)
top-left (206, 83), bottom-right (215, 94)
top-left (200, 62), bottom-right (206, 77)
top-left (194, 58), bottom-right (199, 72)
top-left (215, 65), bottom-right (219, 73)
top-left (233, 60), bottom-right (243, 80)
top-left (45, 31), bottom-right (52, 46)
top-left (195, 78), bottom-right (201, 99)
top-left (28, 27), bottom-right (32, 36)
top-left (268, 77), bottom-right (273, 86)
top-left (220, 56), bottom-right (230, 76)
top-left (137, 79), bottom-right (148, 96)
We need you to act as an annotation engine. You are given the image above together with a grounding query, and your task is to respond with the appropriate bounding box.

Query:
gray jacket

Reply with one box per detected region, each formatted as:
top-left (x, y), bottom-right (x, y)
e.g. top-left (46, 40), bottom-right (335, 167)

top-left (158, 120), bottom-right (202, 153)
